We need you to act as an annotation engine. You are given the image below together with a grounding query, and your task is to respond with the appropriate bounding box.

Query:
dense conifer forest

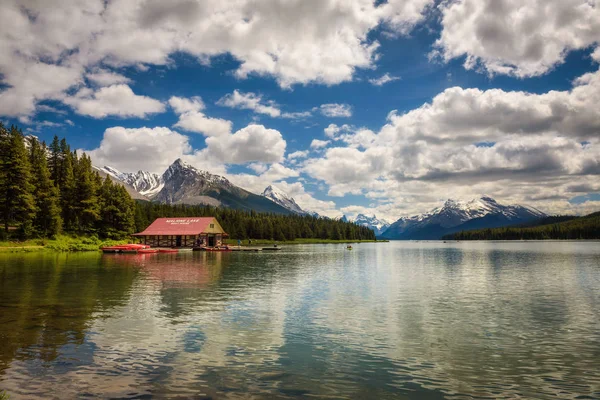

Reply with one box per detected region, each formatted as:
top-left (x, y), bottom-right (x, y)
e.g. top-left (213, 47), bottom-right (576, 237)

top-left (134, 202), bottom-right (376, 241)
top-left (0, 123), bottom-right (136, 240)
top-left (445, 212), bottom-right (600, 240)
top-left (0, 123), bottom-right (375, 242)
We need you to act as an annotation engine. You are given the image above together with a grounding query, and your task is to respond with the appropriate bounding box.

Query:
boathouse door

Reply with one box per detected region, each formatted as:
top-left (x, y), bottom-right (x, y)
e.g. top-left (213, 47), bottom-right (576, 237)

top-left (208, 235), bottom-right (215, 247)
top-left (176, 235), bottom-right (182, 247)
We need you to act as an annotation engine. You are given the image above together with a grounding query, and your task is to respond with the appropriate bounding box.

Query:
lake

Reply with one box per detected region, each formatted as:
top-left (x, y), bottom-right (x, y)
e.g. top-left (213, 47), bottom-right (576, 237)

top-left (0, 241), bottom-right (599, 399)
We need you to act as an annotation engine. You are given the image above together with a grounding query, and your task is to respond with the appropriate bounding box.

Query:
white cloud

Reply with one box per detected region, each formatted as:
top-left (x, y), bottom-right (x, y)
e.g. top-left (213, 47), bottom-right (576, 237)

top-left (217, 90), bottom-right (280, 117)
top-left (281, 111), bottom-right (312, 119)
top-left (169, 96), bottom-right (232, 136)
top-left (203, 124), bottom-right (286, 164)
top-left (0, 0), bottom-right (434, 117)
top-left (87, 69), bottom-right (132, 86)
top-left (168, 96), bottom-right (205, 114)
top-left (310, 139), bottom-right (331, 150)
top-left (434, 0), bottom-right (600, 78)
top-left (318, 103), bottom-right (353, 118)
top-left (368, 73), bottom-right (400, 86)
top-left (324, 123), bottom-right (353, 138)
top-left (64, 84), bottom-right (165, 118)
top-left (324, 124), bottom-right (341, 138)
top-left (85, 126), bottom-right (192, 174)
top-left (303, 69), bottom-right (600, 216)
top-left (287, 150), bottom-right (309, 160)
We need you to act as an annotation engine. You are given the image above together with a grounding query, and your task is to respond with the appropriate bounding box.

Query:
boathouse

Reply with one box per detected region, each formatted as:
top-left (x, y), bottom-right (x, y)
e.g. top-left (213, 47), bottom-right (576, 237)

top-left (133, 217), bottom-right (227, 248)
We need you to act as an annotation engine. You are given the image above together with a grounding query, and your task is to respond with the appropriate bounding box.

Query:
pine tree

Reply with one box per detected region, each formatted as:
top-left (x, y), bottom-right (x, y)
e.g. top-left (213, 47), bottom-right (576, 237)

top-left (28, 138), bottom-right (62, 237)
top-left (0, 126), bottom-right (36, 238)
top-left (48, 135), bottom-right (61, 185)
top-left (59, 139), bottom-right (76, 231)
top-left (73, 153), bottom-right (100, 233)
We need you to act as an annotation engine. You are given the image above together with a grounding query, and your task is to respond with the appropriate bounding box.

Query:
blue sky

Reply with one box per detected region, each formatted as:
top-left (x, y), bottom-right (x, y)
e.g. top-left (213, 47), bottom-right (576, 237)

top-left (1, 0), bottom-right (599, 220)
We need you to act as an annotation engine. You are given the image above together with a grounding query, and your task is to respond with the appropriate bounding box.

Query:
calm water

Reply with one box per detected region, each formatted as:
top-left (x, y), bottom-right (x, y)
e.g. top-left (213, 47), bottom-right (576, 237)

top-left (0, 242), bottom-right (599, 399)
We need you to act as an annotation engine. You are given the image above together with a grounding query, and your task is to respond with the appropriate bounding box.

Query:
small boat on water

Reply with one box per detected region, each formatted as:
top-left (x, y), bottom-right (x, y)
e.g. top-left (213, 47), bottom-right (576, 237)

top-left (101, 244), bottom-right (150, 253)
top-left (158, 248), bottom-right (179, 253)
top-left (138, 248), bottom-right (159, 254)
top-left (346, 245), bottom-right (353, 250)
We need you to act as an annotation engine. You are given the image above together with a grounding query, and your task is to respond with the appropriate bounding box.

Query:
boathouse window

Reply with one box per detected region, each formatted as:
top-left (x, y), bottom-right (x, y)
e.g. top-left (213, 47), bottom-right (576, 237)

top-left (210, 224), bottom-right (214, 228)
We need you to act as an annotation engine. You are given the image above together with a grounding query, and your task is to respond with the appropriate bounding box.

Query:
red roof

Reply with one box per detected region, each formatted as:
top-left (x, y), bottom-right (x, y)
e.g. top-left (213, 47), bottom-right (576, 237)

top-left (133, 217), bottom-right (222, 236)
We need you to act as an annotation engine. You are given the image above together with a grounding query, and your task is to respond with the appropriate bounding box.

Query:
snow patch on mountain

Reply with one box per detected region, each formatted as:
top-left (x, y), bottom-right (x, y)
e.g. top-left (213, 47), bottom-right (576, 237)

top-left (382, 196), bottom-right (547, 239)
top-left (261, 185), bottom-right (307, 215)
top-left (353, 214), bottom-right (391, 236)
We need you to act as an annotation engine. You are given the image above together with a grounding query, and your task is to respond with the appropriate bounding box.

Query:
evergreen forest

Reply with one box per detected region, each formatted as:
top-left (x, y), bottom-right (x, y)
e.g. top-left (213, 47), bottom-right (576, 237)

top-left (0, 123), bottom-right (375, 242)
top-left (445, 212), bottom-right (600, 240)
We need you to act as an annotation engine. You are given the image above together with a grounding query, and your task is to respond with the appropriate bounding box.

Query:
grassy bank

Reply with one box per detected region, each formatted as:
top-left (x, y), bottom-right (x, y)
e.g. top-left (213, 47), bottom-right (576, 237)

top-left (0, 235), bottom-right (129, 252)
top-left (224, 238), bottom-right (386, 246)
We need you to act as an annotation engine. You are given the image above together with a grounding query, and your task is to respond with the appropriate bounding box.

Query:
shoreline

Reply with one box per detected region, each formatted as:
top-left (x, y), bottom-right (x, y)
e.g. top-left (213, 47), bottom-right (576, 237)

top-left (0, 237), bottom-right (388, 253)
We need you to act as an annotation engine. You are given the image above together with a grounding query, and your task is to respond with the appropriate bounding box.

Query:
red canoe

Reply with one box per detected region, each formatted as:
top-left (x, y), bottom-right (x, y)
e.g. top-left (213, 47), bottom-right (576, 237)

top-left (138, 248), bottom-right (159, 254)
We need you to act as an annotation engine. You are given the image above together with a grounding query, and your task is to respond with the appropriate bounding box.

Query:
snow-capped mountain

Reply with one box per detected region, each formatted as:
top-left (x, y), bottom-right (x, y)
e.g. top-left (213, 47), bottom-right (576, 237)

top-left (381, 196), bottom-right (546, 240)
top-left (93, 166), bottom-right (148, 200)
top-left (121, 171), bottom-right (163, 198)
top-left (150, 159), bottom-right (291, 214)
top-left (96, 166), bottom-right (163, 198)
top-left (261, 185), bottom-right (306, 215)
top-left (353, 214), bottom-right (391, 236)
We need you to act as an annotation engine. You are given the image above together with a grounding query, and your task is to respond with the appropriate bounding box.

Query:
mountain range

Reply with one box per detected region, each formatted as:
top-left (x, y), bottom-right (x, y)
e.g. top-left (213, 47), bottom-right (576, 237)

top-left (95, 160), bottom-right (548, 238)
top-left (97, 159), bottom-right (292, 214)
top-left (350, 214), bottom-right (391, 236)
top-left (380, 196), bottom-right (546, 240)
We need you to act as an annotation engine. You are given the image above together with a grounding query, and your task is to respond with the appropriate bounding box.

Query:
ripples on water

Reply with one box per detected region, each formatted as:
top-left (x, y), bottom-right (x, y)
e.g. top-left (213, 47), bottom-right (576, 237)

top-left (0, 242), bottom-right (599, 399)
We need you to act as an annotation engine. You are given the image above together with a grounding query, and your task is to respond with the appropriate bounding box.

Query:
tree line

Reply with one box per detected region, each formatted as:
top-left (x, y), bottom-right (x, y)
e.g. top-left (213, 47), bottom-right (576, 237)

top-left (134, 202), bottom-right (377, 241)
top-left (0, 123), bottom-right (136, 240)
top-left (0, 122), bottom-right (376, 242)
top-left (445, 212), bottom-right (600, 240)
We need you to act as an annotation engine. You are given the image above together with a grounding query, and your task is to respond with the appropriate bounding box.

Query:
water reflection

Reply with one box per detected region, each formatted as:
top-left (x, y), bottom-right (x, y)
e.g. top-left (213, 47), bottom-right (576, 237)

top-left (0, 242), bottom-right (598, 399)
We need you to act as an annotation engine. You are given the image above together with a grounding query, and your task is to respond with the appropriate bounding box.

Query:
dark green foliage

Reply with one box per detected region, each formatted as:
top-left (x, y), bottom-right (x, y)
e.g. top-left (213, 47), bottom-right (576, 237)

top-left (0, 124), bottom-right (36, 238)
top-left (73, 153), bottom-right (100, 233)
top-left (98, 177), bottom-right (136, 239)
top-left (0, 122), bottom-right (136, 240)
top-left (446, 212), bottom-right (600, 240)
top-left (28, 137), bottom-right (62, 237)
top-left (134, 201), bottom-right (377, 241)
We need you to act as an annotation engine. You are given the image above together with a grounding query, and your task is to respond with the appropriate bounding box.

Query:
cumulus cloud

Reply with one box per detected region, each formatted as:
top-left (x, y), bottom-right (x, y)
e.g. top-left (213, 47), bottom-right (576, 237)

top-left (318, 103), bottom-right (353, 117)
top-left (87, 69), bottom-right (132, 86)
top-left (217, 90), bottom-right (281, 117)
top-left (64, 84), bottom-right (165, 118)
top-left (168, 96), bottom-right (205, 114)
top-left (368, 73), bottom-right (401, 86)
top-left (310, 139), bottom-right (331, 150)
top-left (169, 96), bottom-right (232, 136)
top-left (203, 124), bottom-right (286, 164)
top-left (434, 0), bottom-right (600, 77)
top-left (0, 0), bottom-right (433, 118)
top-left (303, 69), bottom-right (600, 215)
top-left (85, 126), bottom-right (193, 173)
top-left (287, 150), bottom-right (309, 160)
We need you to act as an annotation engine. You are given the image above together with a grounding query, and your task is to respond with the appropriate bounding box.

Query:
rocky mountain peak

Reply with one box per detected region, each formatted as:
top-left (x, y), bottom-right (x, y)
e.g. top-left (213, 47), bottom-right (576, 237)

top-left (261, 185), bottom-right (306, 215)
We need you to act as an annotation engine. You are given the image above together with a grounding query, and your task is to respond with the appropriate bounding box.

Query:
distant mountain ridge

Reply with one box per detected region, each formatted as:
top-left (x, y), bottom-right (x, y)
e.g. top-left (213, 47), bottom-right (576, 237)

top-left (381, 196), bottom-right (546, 240)
top-left (98, 159), bottom-right (292, 215)
top-left (352, 214), bottom-right (391, 236)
